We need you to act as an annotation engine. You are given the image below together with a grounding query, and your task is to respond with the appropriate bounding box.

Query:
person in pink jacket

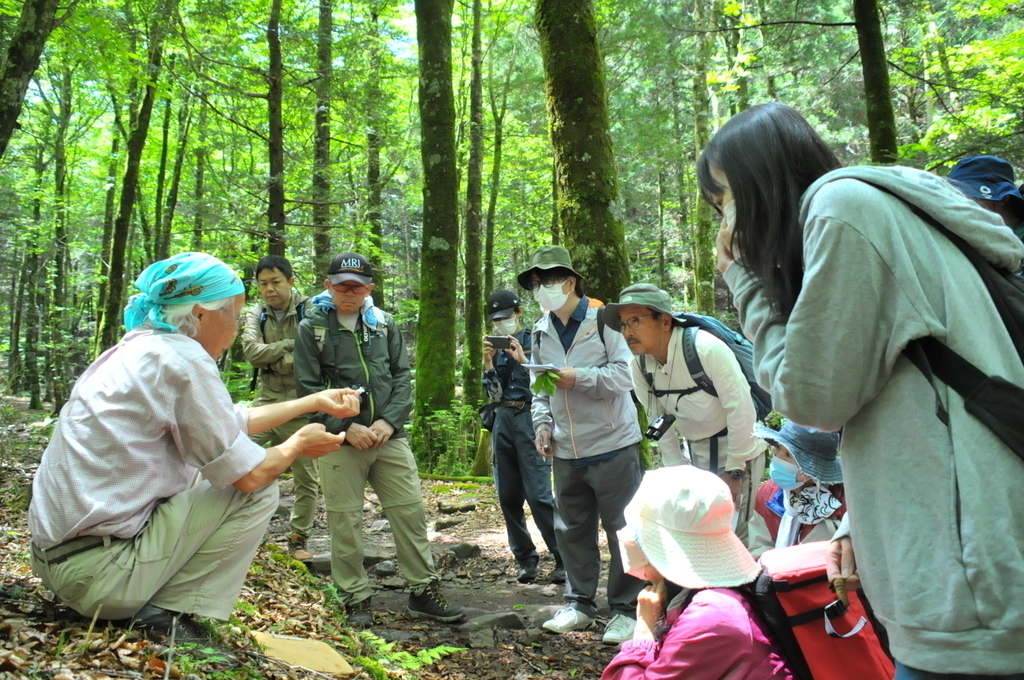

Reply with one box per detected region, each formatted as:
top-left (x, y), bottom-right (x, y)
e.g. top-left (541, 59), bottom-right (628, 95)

top-left (602, 466), bottom-right (795, 680)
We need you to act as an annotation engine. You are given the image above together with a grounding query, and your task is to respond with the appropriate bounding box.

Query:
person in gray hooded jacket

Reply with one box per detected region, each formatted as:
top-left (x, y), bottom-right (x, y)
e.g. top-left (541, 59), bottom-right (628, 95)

top-left (699, 102), bottom-right (1024, 679)
top-left (518, 245), bottom-right (645, 646)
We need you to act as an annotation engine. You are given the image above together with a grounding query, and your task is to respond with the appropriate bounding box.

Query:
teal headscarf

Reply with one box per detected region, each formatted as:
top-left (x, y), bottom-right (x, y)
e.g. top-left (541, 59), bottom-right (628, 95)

top-left (123, 252), bottom-right (245, 332)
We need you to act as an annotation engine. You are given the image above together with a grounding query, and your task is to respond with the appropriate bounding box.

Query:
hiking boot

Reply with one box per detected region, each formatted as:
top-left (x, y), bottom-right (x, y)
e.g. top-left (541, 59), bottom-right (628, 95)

top-left (517, 561), bottom-right (538, 584)
top-left (288, 533), bottom-right (314, 561)
top-left (542, 606), bottom-right (594, 633)
top-left (550, 558), bottom-right (566, 584)
top-left (344, 597), bottom-right (373, 628)
top-left (407, 580), bottom-right (465, 623)
top-left (602, 614), bottom-right (636, 644)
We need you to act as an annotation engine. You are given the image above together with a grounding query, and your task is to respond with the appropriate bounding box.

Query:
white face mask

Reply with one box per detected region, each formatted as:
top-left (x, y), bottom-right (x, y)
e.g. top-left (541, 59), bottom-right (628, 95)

top-left (722, 199), bottom-right (737, 231)
top-left (535, 282), bottom-right (569, 311)
top-left (493, 317), bottom-right (518, 335)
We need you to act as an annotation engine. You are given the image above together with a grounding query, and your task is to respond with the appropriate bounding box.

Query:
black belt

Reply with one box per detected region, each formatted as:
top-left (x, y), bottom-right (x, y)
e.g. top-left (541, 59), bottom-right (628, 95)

top-left (32, 535), bottom-right (117, 566)
top-left (499, 400), bottom-right (530, 410)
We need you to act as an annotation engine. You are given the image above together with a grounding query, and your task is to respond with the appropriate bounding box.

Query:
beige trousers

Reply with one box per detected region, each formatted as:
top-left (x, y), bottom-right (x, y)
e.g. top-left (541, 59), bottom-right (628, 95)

top-left (319, 437), bottom-right (436, 605)
top-left (251, 416), bottom-right (319, 536)
top-left (31, 479), bottom-right (278, 621)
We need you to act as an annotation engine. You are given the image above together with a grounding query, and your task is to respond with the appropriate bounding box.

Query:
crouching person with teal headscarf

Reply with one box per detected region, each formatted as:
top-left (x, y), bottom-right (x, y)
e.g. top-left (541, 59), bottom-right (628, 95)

top-left (28, 253), bottom-right (362, 647)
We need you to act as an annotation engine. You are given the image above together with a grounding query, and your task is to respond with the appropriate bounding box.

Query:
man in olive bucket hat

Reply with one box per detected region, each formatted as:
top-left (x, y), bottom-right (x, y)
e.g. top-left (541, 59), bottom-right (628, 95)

top-left (603, 283), bottom-right (768, 545)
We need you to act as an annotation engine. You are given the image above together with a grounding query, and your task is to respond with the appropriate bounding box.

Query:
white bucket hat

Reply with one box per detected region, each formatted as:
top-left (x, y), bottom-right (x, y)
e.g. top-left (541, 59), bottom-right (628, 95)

top-left (618, 466), bottom-right (760, 589)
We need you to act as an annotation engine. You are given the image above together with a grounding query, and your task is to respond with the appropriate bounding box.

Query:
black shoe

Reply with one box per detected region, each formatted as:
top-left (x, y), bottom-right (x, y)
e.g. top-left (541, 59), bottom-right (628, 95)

top-left (407, 581), bottom-right (465, 623)
top-left (132, 607), bottom-right (213, 645)
top-left (550, 565), bottom-right (566, 584)
top-left (345, 597), bottom-right (374, 628)
top-left (517, 562), bottom-right (538, 583)
top-left (130, 607), bottom-right (238, 666)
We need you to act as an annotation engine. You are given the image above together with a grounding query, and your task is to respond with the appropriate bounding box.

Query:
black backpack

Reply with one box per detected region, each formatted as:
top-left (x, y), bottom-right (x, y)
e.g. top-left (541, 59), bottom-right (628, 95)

top-left (863, 181), bottom-right (1024, 462)
top-left (637, 312), bottom-right (773, 421)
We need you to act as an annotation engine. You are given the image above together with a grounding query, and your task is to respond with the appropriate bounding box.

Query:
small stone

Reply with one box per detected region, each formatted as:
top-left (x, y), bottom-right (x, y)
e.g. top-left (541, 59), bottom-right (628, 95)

top-left (381, 577), bottom-right (407, 589)
top-left (438, 500), bottom-right (478, 514)
top-left (487, 569), bottom-right (502, 577)
top-left (468, 628), bottom-right (495, 648)
top-left (374, 560), bottom-right (397, 577)
top-left (450, 543), bottom-right (481, 559)
top-left (369, 519), bottom-right (391, 533)
top-left (434, 517), bottom-right (466, 530)
top-left (495, 630), bottom-right (510, 641)
top-left (457, 612), bottom-right (527, 632)
top-left (442, 572), bottom-right (456, 581)
top-left (307, 554), bottom-right (331, 575)
top-left (526, 628), bottom-right (543, 644)
top-left (363, 548), bottom-right (394, 568)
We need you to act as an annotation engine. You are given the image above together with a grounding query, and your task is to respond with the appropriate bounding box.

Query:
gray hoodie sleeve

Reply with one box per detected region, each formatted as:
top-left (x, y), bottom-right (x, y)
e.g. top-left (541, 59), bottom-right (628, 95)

top-left (724, 190), bottom-right (928, 432)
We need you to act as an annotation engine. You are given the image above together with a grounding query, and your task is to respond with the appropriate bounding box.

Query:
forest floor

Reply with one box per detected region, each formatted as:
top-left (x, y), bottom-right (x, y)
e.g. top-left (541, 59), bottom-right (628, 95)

top-left (0, 397), bottom-right (619, 680)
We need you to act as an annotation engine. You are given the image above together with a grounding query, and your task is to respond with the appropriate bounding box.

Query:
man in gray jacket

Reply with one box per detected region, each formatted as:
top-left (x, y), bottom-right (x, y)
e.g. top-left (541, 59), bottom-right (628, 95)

top-left (518, 246), bottom-right (645, 645)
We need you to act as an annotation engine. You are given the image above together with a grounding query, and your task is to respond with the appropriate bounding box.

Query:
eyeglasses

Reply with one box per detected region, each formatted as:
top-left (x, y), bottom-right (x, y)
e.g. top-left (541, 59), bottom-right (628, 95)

top-left (620, 314), bottom-right (652, 330)
top-left (218, 306), bottom-right (241, 322)
top-left (331, 282), bottom-right (370, 294)
top-left (527, 276), bottom-right (567, 292)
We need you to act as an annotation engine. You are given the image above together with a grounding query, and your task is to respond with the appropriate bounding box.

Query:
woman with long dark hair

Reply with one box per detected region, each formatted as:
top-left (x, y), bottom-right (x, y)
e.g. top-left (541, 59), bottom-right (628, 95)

top-left (699, 101), bottom-right (1024, 680)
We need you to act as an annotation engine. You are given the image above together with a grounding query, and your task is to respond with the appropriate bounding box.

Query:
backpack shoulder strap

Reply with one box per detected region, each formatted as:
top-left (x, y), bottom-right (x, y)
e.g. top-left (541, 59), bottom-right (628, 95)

top-left (597, 307), bottom-right (606, 345)
top-left (683, 326), bottom-right (718, 397)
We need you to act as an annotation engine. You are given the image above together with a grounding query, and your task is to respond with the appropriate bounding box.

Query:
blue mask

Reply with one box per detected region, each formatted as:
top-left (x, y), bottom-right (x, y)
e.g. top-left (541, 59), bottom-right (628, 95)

top-left (770, 456), bottom-right (803, 490)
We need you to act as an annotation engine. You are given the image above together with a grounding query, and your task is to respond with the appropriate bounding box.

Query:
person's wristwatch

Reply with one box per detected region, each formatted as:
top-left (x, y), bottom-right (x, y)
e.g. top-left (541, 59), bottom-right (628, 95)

top-left (725, 468), bottom-right (745, 480)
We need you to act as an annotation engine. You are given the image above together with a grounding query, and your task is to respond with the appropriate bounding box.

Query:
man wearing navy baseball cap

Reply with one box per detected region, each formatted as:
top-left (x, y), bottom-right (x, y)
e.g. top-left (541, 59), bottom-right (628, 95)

top-left (949, 155), bottom-right (1024, 240)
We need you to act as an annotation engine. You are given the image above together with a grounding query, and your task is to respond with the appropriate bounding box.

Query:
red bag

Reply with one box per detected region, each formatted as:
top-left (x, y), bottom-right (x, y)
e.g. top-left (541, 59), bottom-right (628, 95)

top-left (752, 541), bottom-right (895, 680)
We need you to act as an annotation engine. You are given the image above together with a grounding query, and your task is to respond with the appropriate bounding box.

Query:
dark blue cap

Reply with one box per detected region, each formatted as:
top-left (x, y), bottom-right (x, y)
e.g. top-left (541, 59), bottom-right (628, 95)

top-left (948, 156), bottom-right (1023, 203)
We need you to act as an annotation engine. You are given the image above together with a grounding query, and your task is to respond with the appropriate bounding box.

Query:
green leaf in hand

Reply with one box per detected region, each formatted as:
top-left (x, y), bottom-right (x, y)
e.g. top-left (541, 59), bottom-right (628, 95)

top-left (534, 371), bottom-right (560, 396)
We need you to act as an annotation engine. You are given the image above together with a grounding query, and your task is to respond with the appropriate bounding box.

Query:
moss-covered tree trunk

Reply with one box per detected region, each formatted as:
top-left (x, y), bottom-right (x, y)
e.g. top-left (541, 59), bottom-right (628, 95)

top-left (535, 0), bottom-right (628, 304)
top-left (853, 0), bottom-right (898, 164)
top-left (0, 0), bottom-right (67, 159)
top-left (463, 0), bottom-right (484, 410)
top-left (366, 4), bottom-right (387, 307)
top-left (266, 0), bottom-right (286, 256)
top-left (690, 0), bottom-right (720, 314)
top-left (413, 0), bottom-right (458, 470)
top-left (312, 0), bottom-right (332, 275)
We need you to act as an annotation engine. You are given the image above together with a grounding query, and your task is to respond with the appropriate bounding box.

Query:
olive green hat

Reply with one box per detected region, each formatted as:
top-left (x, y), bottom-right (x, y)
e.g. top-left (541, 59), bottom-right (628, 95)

top-left (516, 245), bottom-right (584, 290)
top-left (603, 283), bottom-right (676, 331)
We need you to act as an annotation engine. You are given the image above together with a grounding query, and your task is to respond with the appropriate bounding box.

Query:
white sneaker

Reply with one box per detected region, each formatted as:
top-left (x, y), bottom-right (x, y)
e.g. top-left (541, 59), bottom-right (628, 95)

top-left (602, 614), bottom-right (636, 644)
top-left (542, 607), bottom-right (594, 633)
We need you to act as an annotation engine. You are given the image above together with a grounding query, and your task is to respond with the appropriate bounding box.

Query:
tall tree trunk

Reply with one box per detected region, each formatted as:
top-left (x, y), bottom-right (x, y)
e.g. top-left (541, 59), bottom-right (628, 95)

top-left (25, 147), bottom-right (46, 408)
top-left (484, 36), bottom-right (515, 296)
top-left (97, 128), bottom-right (120, 328)
top-left (549, 158), bottom-right (559, 245)
top-left (266, 0), bottom-right (286, 256)
top-left (8, 246), bottom-right (29, 391)
top-left (160, 94), bottom-right (191, 259)
top-left (96, 0), bottom-right (180, 353)
top-left (535, 0), bottom-right (628, 304)
top-left (153, 84), bottom-right (171, 256)
top-left (462, 0), bottom-right (484, 412)
top-left (365, 4), bottom-right (386, 307)
top-left (690, 0), bottom-right (720, 314)
top-left (192, 100), bottom-right (207, 250)
top-left (312, 0), bottom-right (332, 276)
top-left (0, 0), bottom-right (69, 158)
top-left (853, 0), bottom-right (898, 164)
top-left (413, 0), bottom-right (458, 470)
top-left (49, 66), bottom-right (73, 412)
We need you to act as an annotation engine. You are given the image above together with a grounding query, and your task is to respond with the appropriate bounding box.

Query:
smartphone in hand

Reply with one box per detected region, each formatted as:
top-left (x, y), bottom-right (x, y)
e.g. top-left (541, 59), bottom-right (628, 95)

top-left (486, 335), bottom-right (512, 351)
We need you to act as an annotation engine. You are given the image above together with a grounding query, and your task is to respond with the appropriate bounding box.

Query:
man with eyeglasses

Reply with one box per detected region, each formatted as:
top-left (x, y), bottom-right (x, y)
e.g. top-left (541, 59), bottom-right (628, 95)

top-left (603, 283), bottom-right (767, 545)
top-left (241, 255), bottom-right (318, 562)
top-left (294, 253), bottom-right (464, 628)
top-left (517, 246), bottom-right (645, 645)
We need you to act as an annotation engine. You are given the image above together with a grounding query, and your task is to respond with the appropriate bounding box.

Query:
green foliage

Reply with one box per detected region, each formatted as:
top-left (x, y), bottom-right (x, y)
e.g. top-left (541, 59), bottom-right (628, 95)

top-left (532, 371), bottom-right (559, 396)
top-left (409, 400), bottom-right (479, 474)
top-left (357, 631), bottom-right (465, 674)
